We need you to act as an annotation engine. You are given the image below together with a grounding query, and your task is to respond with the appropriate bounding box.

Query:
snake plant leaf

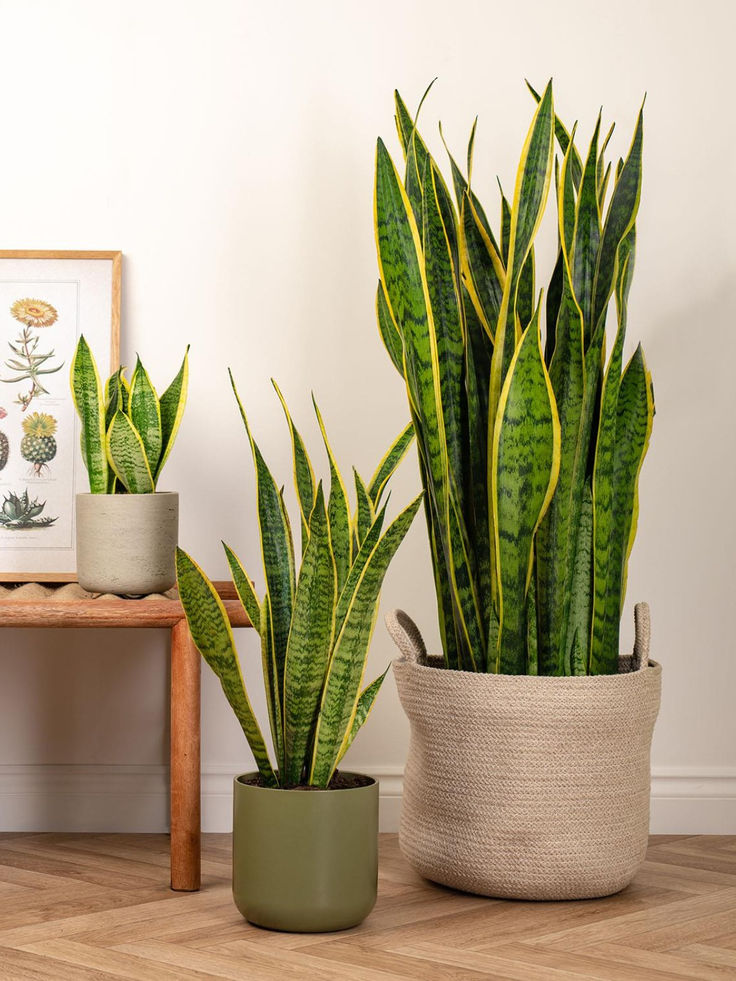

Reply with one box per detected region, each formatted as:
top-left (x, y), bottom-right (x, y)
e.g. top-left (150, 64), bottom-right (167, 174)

top-left (526, 79), bottom-right (583, 188)
top-left (260, 591), bottom-right (284, 772)
top-left (367, 420), bottom-right (414, 506)
top-left (129, 357), bottom-right (163, 479)
top-left (310, 493), bottom-right (423, 786)
top-left (592, 344), bottom-right (653, 673)
top-left (422, 160), bottom-right (466, 496)
top-left (535, 258), bottom-right (586, 675)
top-left (526, 573), bottom-right (538, 674)
top-left (336, 666), bottom-right (389, 764)
top-left (353, 469), bottom-right (375, 552)
top-left (157, 345), bottom-right (189, 482)
top-left (464, 285), bottom-right (493, 621)
top-left (572, 115), bottom-right (602, 342)
top-left (460, 191), bottom-right (504, 337)
top-left (568, 479), bottom-right (594, 674)
top-left (558, 124), bottom-right (578, 260)
top-left (591, 106), bottom-right (644, 334)
top-left (597, 121), bottom-right (615, 191)
top-left (230, 370), bottom-right (295, 711)
top-left (590, 254), bottom-right (630, 672)
top-left (283, 484), bottom-right (337, 785)
top-left (492, 305), bottom-right (560, 673)
top-left (516, 246), bottom-right (535, 330)
top-left (376, 280), bottom-right (404, 374)
top-left (312, 396), bottom-right (352, 594)
top-left (375, 139), bottom-right (448, 527)
top-left (272, 380), bottom-right (316, 551)
top-left (106, 410), bottom-right (155, 494)
top-left (336, 503), bottom-right (387, 638)
top-left (489, 80), bottom-right (554, 434)
top-left (598, 161), bottom-right (612, 210)
top-left (499, 180), bottom-right (511, 267)
top-left (394, 88), bottom-right (431, 170)
top-left (405, 132), bottom-right (424, 228)
top-left (438, 121), bottom-right (496, 262)
top-left (222, 542), bottom-right (261, 633)
top-left (70, 336), bottom-right (108, 494)
top-left (175, 548), bottom-right (277, 786)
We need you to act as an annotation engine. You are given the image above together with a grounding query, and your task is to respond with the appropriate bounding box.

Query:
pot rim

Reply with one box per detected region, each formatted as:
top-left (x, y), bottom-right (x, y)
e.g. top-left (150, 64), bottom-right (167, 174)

top-left (76, 490), bottom-right (178, 499)
top-left (234, 771), bottom-right (377, 794)
top-left (393, 656), bottom-right (662, 686)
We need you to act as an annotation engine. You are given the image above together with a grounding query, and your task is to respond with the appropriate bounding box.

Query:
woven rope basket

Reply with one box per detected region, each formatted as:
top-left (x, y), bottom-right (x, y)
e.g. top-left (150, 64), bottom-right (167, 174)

top-left (388, 603), bottom-right (662, 901)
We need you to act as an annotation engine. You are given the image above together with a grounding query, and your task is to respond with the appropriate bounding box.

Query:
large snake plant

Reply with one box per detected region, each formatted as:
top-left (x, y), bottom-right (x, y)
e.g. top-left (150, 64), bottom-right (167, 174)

top-left (176, 375), bottom-right (420, 788)
top-left (70, 336), bottom-right (189, 493)
top-left (375, 80), bottom-right (653, 676)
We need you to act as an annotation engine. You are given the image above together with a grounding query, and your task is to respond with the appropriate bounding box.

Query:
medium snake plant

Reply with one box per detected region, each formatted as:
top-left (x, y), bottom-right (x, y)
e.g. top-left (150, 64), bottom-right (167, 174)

top-left (176, 375), bottom-right (420, 788)
top-left (375, 80), bottom-right (653, 676)
top-left (70, 337), bottom-right (189, 493)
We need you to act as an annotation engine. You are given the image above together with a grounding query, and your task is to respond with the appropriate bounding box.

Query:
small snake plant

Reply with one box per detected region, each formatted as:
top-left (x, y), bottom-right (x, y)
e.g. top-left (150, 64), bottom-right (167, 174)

top-left (70, 337), bottom-right (189, 493)
top-left (374, 80), bottom-right (653, 676)
top-left (176, 374), bottom-right (420, 788)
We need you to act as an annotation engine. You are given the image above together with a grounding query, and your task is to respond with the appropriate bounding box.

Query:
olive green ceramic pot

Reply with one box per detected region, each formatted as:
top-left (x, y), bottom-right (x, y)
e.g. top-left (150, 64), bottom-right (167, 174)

top-left (232, 772), bottom-right (378, 932)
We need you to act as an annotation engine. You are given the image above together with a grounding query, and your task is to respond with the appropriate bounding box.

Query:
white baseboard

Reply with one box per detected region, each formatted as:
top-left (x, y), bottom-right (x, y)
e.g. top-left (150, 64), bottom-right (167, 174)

top-left (0, 764), bottom-right (733, 835)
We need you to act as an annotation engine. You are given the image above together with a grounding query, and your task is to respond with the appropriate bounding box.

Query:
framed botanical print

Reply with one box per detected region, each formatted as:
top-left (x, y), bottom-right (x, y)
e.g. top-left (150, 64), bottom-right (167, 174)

top-left (0, 251), bottom-right (121, 581)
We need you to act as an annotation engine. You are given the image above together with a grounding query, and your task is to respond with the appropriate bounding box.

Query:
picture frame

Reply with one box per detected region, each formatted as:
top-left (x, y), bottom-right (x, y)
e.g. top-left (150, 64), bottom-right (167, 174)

top-left (0, 251), bottom-right (121, 582)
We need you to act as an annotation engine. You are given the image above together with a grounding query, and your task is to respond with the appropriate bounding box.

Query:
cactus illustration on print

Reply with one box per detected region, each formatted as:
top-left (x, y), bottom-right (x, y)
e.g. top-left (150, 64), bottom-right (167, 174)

top-left (20, 412), bottom-right (57, 476)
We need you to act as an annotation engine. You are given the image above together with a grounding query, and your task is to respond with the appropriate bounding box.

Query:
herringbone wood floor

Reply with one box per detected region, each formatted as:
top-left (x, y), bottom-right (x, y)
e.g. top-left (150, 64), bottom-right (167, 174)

top-left (0, 834), bottom-right (734, 979)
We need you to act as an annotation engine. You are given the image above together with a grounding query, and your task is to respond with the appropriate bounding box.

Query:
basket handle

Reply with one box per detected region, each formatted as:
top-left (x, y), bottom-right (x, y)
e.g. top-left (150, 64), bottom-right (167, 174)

top-left (385, 609), bottom-right (427, 664)
top-left (632, 602), bottom-right (651, 671)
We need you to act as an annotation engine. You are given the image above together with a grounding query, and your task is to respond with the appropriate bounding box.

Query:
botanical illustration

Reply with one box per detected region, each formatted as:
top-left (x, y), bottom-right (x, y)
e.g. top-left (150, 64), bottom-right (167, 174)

top-left (1, 298), bottom-right (64, 410)
top-left (20, 412), bottom-right (58, 476)
top-left (0, 489), bottom-right (57, 528)
top-left (0, 407), bottom-right (8, 472)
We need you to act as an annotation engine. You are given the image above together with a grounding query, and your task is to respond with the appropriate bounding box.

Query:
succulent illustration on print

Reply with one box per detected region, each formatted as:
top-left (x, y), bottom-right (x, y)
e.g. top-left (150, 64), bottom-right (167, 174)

top-left (0, 489), bottom-right (57, 528)
top-left (1, 299), bottom-right (64, 410)
top-left (0, 406), bottom-right (7, 471)
top-left (20, 412), bottom-right (57, 476)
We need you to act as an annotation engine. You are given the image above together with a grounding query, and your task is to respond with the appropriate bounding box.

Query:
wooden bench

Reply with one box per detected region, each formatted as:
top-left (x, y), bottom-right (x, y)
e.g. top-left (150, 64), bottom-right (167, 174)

top-left (0, 580), bottom-right (249, 891)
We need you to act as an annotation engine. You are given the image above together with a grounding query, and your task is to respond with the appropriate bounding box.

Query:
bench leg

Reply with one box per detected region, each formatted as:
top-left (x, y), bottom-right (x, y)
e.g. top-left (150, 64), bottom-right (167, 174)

top-left (170, 618), bottom-right (201, 891)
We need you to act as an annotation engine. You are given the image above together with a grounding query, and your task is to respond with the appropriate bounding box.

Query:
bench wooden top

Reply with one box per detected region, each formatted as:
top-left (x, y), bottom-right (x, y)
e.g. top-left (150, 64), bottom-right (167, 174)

top-left (0, 580), bottom-right (251, 629)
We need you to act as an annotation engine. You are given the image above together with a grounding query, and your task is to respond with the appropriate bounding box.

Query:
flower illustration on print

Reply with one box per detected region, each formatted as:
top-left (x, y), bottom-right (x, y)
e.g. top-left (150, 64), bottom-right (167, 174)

top-left (10, 298), bottom-right (58, 328)
top-left (1, 298), bottom-right (64, 410)
top-left (20, 412), bottom-right (57, 476)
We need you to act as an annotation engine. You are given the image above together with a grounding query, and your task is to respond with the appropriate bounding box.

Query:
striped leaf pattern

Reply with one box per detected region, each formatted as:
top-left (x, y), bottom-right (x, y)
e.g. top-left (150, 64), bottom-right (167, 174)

top-left (373, 80), bottom-right (653, 675)
top-left (176, 381), bottom-right (417, 785)
top-left (70, 338), bottom-right (188, 493)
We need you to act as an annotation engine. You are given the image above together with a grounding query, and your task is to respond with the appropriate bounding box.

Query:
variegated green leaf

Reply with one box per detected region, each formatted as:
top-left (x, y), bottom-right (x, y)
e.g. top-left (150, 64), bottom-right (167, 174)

top-left (489, 80), bottom-right (554, 441)
top-left (526, 79), bottom-right (583, 188)
top-left (592, 344), bottom-right (653, 673)
top-left (535, 256), bottom-right (585, 675)
top-left (572, 116), bottom-right (602, 342)
top-left (283, 484), bottom-right (336, 785)
top-left (259, 591), bottom-right (284, 772)
top-left (591, 107), bottom-right (644, 333)
top-left (230, 371), bottom-right (295, 714)
top-left (498, 179), bottom-right (511, 267)
top-left (272, 379), bottom-right (316, 551)
top-left (516, 246), bottom-right (535, 330)
top-left (590, 254), bottom-right (630, 672)
top-left (568, 479), bottom-right (593, 674)
top-left (353, 469), bottom-right (375, 552)
top-left (335, 504), bottom-right (387, 638)
top-left (367, 420), bottom-right (414, 506)
top-left (459, 190), bottom-right (504, 337)
top-left (376, 280), bottom-right (404, 374)
top-left (222, 542), bottom-right (261, 632)
top-left (156, 346), bottom-right (189, 481)
top-left (129, 357), bottom-right (162, 478)
top-left (106, 410), bottom-right (155, 494)
top-left (336, 666), bottom-right (389, 764)
top-left (175, 548), bottom-right (276, 785)
top-left (492, 306), bottom-right (560, 673)
top-left (70, 336), bottom-right (108, 494)
top-left (310, 493), bottom-right (422, 786)
top-left (312, 396), bottom-right (352, 593)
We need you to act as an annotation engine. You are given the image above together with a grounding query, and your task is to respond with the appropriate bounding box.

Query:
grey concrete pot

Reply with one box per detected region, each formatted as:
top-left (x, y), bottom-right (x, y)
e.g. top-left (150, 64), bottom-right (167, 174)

top-left (76, 492), bottom-right (178, 595)
top-left (232, 773), bottom-right (378, 932)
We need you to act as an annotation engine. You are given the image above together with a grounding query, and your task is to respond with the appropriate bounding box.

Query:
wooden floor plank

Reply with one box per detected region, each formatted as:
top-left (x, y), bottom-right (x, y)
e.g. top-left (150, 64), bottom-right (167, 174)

top-left (0, 833), bottom-right (733, 981)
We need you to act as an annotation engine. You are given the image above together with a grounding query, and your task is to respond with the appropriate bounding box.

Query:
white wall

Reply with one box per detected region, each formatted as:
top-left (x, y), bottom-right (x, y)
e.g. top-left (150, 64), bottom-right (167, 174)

top-left (0, 0), bottom-right (733, 834)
